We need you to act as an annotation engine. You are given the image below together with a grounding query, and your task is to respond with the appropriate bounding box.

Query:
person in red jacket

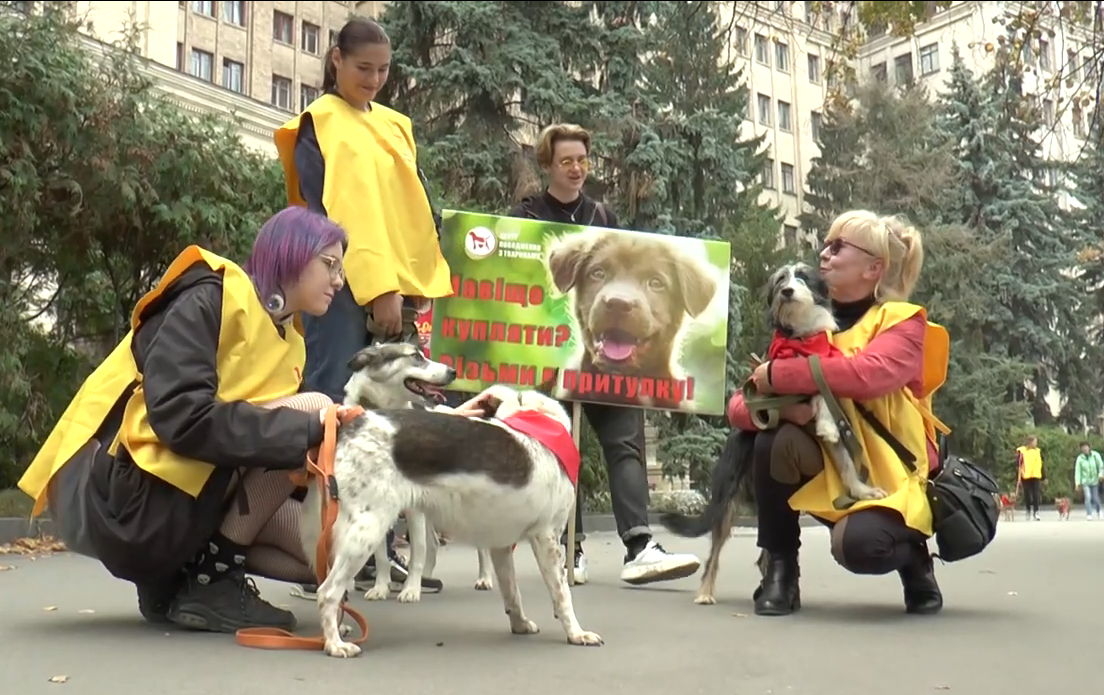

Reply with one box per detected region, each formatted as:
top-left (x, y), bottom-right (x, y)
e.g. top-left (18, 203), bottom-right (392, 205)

top-left (728, 211), bottom-right (947, 617)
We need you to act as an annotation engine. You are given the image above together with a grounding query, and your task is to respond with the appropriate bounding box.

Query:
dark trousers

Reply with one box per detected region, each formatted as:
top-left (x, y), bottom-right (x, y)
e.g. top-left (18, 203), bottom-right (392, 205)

top-left (753, 424), bottom-right (926, 575)
top-left (560, 401), bottom-right (652, 550)
top-left (1022, 478), bottom-right (1043, 514)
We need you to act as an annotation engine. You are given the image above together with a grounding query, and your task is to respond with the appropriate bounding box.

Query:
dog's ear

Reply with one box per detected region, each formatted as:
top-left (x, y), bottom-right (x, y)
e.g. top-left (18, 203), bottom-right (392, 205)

top-left (347, 346), bottom-right (382, 372)
top-left (673, 252), bottom-right (718, 318)
top-left (546, 234), bottom-right (594, 293)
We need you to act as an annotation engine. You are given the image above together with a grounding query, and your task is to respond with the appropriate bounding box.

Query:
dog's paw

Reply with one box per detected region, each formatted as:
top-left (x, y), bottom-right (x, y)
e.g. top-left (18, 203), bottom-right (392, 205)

top-left (854, 485), bottom-right (889, 501)
top-left (396, 586), bottom-right (422, 603)
top-left (474, 577), bottom-right (494, 591)
top-left (693, 594), bottom-right (717, 605)
top-left (324, 640), bottom-right (362, 659)
top-left (815, 422), bottom-right (840, 443)
top-left (509, 618), bottom-right (540, 635)
top-left (339, 624), bottom-right (353, 638)
top-left (567, 630), bottom-right (604, 647)
top-left (363, 584), bottom-right (390, 601)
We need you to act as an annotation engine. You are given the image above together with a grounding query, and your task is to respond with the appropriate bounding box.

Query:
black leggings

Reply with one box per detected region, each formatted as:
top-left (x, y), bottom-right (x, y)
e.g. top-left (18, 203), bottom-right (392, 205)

top-left (1022, 478), bottom-right (1043, 514)
top-left (753, 424), bottom-right (926, 575)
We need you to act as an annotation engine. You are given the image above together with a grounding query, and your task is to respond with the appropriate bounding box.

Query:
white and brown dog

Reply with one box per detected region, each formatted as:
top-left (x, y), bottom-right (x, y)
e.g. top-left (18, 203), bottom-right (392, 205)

top-left (299, 383), bottom-right (602, 658)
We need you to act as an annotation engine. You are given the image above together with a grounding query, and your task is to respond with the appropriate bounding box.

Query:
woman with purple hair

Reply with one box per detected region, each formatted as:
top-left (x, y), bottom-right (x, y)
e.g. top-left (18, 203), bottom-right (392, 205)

top-left (18, 206), bottom-right (352, 634)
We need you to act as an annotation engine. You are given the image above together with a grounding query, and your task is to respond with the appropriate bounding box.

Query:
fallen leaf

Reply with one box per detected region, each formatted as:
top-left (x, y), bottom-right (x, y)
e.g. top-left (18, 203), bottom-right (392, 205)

top-left (935, 686), bottom-right (951, 690)
top-left (77, 609), bottom-right (95, 615)
top-left (47, 675), bottom-right (69, 683)
top-left (0, 536), bottom-right (68, 556)
top-left (732, 612), bottom-right (748, 618)
top-left (0, 565), bottom-right (14, 571)
top-left (43, 606), bottom-right (58, 612)
top-left (1006, 591), bottom-right (1018, 596)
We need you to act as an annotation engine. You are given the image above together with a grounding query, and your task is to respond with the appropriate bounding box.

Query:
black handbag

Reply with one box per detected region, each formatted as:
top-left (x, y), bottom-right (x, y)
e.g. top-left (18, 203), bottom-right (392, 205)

top-left (854, 403), bottom-right (1000, 562)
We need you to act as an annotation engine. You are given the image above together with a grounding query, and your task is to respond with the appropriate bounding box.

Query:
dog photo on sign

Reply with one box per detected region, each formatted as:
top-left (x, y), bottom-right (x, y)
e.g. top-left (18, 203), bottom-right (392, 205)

top-left (543, 228), bottom-right (724, 411)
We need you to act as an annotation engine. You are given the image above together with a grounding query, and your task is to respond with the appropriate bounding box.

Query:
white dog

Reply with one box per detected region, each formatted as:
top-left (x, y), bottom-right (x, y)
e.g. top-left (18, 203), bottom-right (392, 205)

top-left (299, 384), bottom-right (603, 658)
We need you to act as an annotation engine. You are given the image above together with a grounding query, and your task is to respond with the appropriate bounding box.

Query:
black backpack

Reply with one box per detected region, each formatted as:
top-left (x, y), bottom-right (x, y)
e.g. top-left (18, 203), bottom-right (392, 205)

top-left (854, 403), bottom-right (1000, 562)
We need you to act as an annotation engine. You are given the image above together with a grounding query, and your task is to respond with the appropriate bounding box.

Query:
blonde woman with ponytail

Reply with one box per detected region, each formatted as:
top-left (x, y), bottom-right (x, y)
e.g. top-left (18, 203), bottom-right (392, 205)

top-left (728, 210), bottom-right (951, 617)
top-left (273, 17), bottom-right (451, 599)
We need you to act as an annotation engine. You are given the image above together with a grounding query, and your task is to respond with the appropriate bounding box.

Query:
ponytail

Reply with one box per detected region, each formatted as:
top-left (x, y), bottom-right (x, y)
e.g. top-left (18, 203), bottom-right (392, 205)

top-left (322, 45), bottom-right (338, 93)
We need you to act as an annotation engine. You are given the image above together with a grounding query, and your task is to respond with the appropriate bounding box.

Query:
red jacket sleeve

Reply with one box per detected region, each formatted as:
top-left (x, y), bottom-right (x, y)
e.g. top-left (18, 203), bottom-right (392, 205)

top-left (726, 391), bottom-right (757, 432)
top-left (768, 314), bottom-right (926, 400)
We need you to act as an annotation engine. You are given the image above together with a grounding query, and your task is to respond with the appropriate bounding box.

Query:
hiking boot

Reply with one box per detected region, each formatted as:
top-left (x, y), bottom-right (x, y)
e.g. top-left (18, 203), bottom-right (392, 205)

top-left (167, 572), bottom-right (296, 633)
top-left (136, 580), bottom-right (180, 625)
top-left (899, 542), bottom-right (943, 615)
top-left (753, 550), bottom-right (801, 616)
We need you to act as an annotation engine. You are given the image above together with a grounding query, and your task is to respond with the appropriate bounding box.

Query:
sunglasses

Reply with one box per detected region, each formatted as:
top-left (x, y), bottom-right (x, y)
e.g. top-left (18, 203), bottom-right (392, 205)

top-left (823, 238), bottom-right (875, 257)
top-left (556, 156), bottom-right (591, 171)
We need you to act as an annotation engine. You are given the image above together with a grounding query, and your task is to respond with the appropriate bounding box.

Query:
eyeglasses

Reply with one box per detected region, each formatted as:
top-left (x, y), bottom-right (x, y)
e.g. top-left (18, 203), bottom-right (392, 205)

top-left (318, 254), bottom-right (345, 281)
top-left (556, 156), bottom-right (590, 171)
top-left (823, 238), bottom-right (875, 257)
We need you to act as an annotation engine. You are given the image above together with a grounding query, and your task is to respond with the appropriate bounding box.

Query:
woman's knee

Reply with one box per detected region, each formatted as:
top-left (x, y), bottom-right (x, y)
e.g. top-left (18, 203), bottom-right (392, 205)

top-left (761, 423), bottom-right (824, 484)
top-left (830, 511), bottom-right (910, 575)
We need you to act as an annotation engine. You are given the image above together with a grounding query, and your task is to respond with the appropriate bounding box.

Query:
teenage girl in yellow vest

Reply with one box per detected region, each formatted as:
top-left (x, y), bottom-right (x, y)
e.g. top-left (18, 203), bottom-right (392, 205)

top-left (17, 207), bottom-right (354, 633)
top-left (728, 210), bottom-right (950, 616)
top-left (1016, 436), bottom-right (1045, 520)
top-left (273, 17), bottom-right (452, 598)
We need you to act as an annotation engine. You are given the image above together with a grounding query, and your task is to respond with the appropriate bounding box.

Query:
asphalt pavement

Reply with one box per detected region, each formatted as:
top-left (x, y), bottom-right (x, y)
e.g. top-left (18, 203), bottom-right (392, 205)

top-left (1, 516), bottom-right (1099, 695)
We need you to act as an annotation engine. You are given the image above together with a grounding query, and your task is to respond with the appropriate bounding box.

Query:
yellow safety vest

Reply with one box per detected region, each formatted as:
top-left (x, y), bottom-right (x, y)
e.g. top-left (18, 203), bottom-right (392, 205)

top-left (273, 94), bottom-right (452, 307)
top-left (1017, 446), bottom-right (1043, 480)
top-left (788, 302), bottom-right (951, 536)
top-left (18, 246), bottom-right (306, 512)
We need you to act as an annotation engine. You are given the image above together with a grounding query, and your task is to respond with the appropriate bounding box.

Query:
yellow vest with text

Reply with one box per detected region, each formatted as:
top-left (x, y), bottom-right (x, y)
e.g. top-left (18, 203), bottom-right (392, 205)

top-left (273, 94), bottom-right (452, 307)
top-left (1017, 446), bottom-right (1043, 479)
top-left (17, 247), bottom-right (306, 513)
top-left (788, 302), bottom-right (951, 536)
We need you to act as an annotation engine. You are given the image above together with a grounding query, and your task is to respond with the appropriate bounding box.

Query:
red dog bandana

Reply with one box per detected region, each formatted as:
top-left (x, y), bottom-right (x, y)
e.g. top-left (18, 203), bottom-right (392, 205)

top-left (767, 331), bottom-right (842, 361)
top-left (499, 410), bottom-right (581, 486)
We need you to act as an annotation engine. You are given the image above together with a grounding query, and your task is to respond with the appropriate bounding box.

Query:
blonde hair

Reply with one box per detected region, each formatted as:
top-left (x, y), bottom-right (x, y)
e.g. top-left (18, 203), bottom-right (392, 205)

top-left (825, 210), bottom-right (924, 303)
top-left (534, 123), bottom-right (591, 167)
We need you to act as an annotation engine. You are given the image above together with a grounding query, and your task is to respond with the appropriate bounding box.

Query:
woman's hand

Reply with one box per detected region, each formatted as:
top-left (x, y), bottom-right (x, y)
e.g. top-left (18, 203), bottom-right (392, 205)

top-left (749, 361), bottom-right (774, 394)
top-left (451, 392), bottom-right (495, 418)
top-left (779, 402), bottom-right (814, 426)
top-left (371, 291), bottom-right (404, 337)
top-left (318, 405), bottom-right (359, 425)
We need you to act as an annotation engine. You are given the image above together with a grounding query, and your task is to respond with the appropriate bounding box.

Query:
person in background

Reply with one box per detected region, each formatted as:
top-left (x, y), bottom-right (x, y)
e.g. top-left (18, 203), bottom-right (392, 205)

top-left (1074, 441), bottom-right (1103, 520)
top-left (1016, 436), bottom-right (1045, 521)
top-left (273, 16), bottom-right (452, 599)
top-left (508, 123), bottom-right (701, 586)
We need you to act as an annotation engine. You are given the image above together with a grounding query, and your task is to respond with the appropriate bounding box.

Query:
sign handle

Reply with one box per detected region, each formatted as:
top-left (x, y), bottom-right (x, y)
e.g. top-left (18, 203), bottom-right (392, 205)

top-left (565, 401), bottom-right (582, 586)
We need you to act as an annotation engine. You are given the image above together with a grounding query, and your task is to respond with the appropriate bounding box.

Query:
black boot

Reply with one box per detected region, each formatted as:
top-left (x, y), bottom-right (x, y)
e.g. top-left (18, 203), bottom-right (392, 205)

top-left (753, 550), bottom-right (801, 616)
top-left (166, 534), bottom-right (297, 633)
top-left (899, 542), bottom-right (942, 615)
top-left (136, 570), bottom-right (185, 624)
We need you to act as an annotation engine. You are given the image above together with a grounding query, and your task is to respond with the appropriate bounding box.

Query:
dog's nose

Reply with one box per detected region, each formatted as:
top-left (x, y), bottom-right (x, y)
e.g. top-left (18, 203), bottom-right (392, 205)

top-left (445, 366), bottom-right (457, 380)
top-left (780, 287), bottom-right (795, 298)
top-left (602, 296), bottom-right (637, 313)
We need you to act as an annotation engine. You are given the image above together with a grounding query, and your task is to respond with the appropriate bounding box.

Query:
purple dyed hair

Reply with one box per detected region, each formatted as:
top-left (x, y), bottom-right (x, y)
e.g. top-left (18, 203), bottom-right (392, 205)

top-left (244, 206), bottom-right (348, 310)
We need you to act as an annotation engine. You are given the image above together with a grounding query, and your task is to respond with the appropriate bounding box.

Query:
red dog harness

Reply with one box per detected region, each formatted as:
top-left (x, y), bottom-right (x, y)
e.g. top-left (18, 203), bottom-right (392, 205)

top-left (499, 410), bottom-right (581, 486)
top-left (767, 331), bottom-right (842, 361)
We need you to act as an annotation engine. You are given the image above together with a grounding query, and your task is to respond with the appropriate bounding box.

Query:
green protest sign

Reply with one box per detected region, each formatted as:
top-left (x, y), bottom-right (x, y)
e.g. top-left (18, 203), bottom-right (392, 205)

top-left (430, 210), bottom-right (731, 415)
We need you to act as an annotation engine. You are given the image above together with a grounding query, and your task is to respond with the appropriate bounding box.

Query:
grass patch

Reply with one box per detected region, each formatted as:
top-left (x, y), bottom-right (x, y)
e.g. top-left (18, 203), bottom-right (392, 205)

top-left (0, 489), bottom-right (35, 518)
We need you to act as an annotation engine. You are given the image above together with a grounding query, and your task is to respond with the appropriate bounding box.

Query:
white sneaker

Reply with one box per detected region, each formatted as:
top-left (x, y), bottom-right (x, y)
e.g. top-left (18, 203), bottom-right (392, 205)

top-left (569, 546), bottom-right (588, 585)
top-left (619, 540), bottom-right (701, 585)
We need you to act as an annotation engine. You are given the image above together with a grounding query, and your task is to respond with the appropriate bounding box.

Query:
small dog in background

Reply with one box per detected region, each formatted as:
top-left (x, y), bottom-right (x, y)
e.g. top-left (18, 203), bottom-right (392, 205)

top-left (1055, 497), bottom-right (1071, 520)
top-left (1000, 493), bottom-right (1017, 522)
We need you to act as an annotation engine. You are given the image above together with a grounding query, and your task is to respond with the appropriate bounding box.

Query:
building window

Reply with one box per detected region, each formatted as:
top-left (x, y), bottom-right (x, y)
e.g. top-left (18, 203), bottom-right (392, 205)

top-left (223, 58), bottom-right (244, 93)
top-left (872, 62), bottom-right (887, 82)
top-left (811, 111), bottom-right (823, 141)
top-left (273, 11), bottom-right (294, 45)
top-left (1073, 105), bottom-right (1086, 138)
top-left (761, 158), bottom-right (776, 190)
top-left (301, 21), bottom-right (321, 54)
top-left (775, 41), bottom-right (790, 73)
top-left (1039, 39), bottom-right (1052, 72)
top-left (735, 27), bottom-right (748, 56)
top-left (780, 163), bottom-right (795, 194)
top-left (894, 53), bottom-right (914, 84)
top-left (272, 75), bottom-right (293, 110)
top-left (189, 48), bottom-right (214, 81)
top-left (757, 93), bottom-right (772, 126)
top-left (807, 54), bottom-right (821, 84)
top-left (190, 0), bottom-right (214, 17)
top-left (301, 83), bottom-right (320, 110)
top-left (919, 43), bottom-right (939, 76)
top-left (175, 42), bottom-right (183, 70)
top-left (777, 101), bottom-right (792, 132)
top-left (329, 29), bottom-right (338, 47)
top-left (222, 1), bottom-right (245, 26)
top-left (783, 224), bottom-right (799, 247)
top-left (754, 33), bottom-right (769, 66)
top-left (1043, 98), bottom-right (1055, 126)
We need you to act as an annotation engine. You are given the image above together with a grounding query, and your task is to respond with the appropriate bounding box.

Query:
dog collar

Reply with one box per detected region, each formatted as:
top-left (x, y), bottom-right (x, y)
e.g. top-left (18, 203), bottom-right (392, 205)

top-left (499, 410), bottom-right (581, 486)
top-left (767, 331), bottom-right (842, 361)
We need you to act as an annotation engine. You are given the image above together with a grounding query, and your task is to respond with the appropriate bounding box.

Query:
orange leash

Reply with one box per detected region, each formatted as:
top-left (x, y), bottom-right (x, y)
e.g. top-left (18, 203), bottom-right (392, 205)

top-left (235, 404), bottom-right (369, 651)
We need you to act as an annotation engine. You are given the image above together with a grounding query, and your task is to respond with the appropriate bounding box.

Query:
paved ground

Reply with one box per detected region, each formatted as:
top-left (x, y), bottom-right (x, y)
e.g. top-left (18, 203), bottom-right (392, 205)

top-left (1, 517), bottom-right (1099, 695)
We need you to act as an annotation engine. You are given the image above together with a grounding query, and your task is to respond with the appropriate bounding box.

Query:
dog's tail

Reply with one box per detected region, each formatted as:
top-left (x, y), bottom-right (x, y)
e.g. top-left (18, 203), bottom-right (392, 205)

top-left (660, 430), bottom-right (755, 538)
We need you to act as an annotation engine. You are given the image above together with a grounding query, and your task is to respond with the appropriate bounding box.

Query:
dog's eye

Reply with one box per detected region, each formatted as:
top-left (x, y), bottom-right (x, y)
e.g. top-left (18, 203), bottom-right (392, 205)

top-left (647, 277), bottom-right (666, 291)
top-left (588, 267), bottom-right (606, 280)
